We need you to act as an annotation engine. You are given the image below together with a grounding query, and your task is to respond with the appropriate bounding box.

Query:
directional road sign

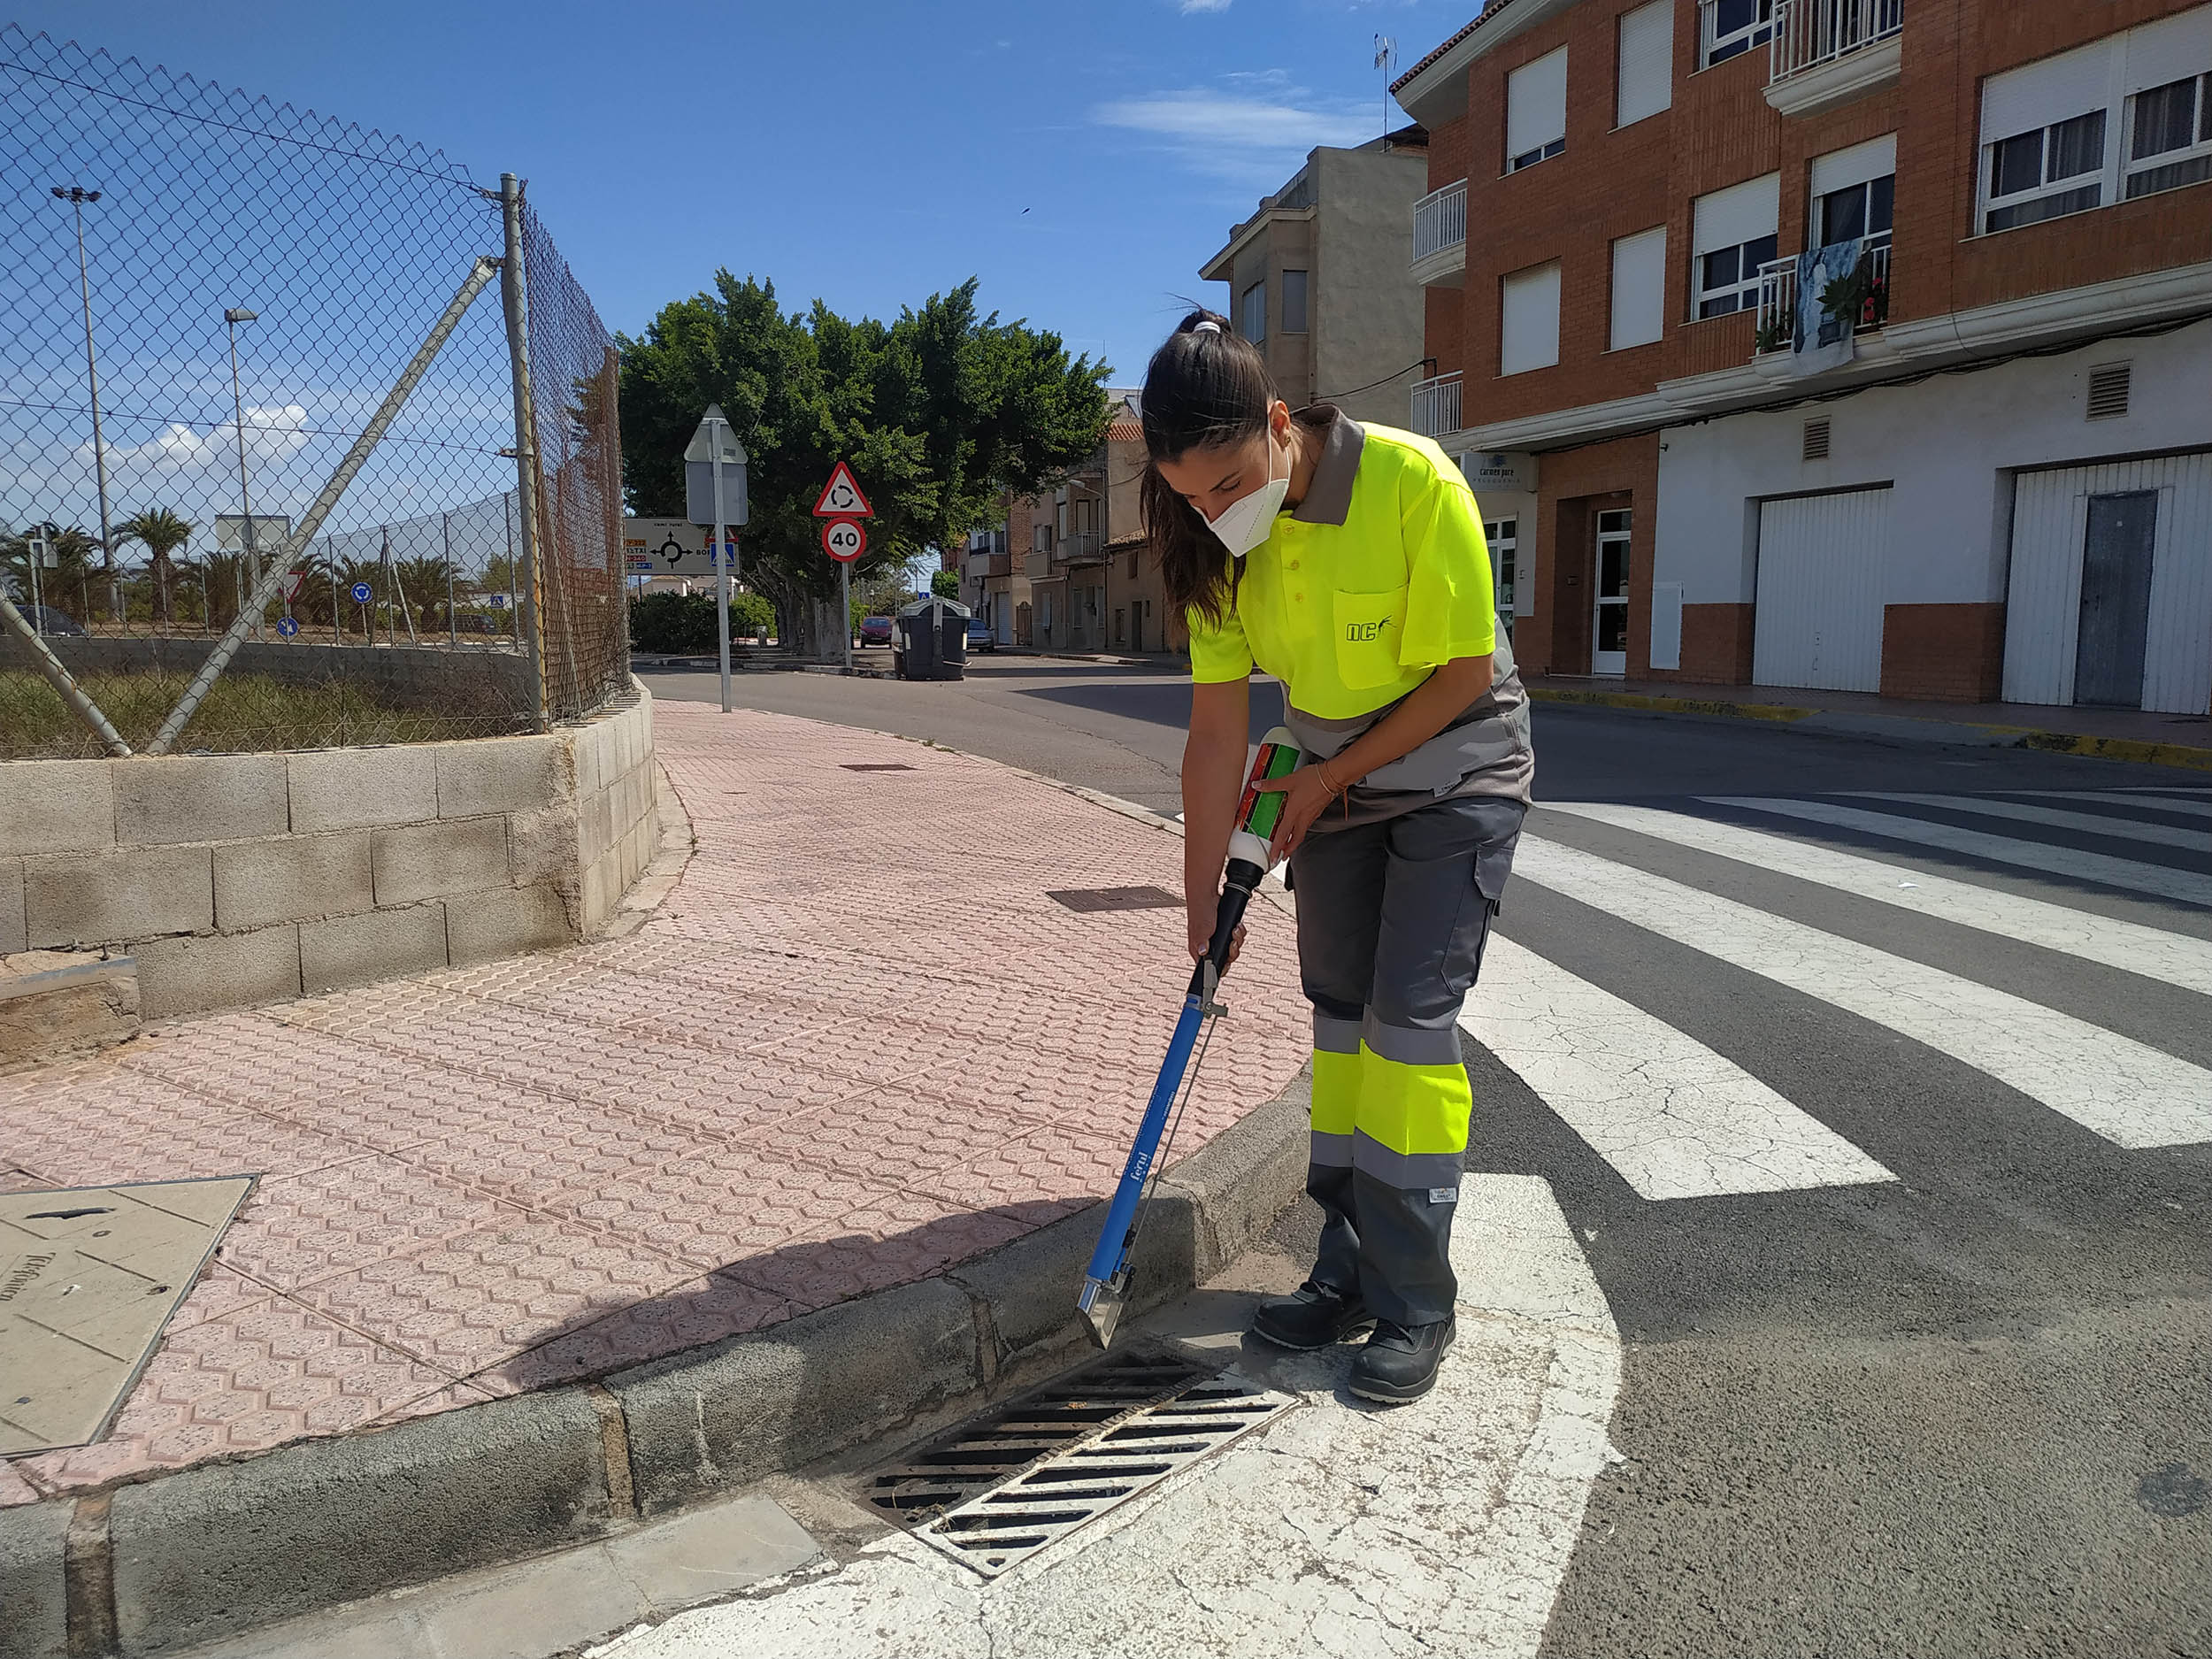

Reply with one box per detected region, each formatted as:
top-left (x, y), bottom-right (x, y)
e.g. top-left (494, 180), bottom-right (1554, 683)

top-left (349, 581), bottom-right (373, 603)
top-left (821, 518), bottom-right (866, 563)
top-left (685, 405), bottom-right (749, 527)
top-left (275, 615), bottom-right (299, 638)
top-left (488, 593), bottom-right (511, 609)
top-left (812, 462), bottom-right (871, 519)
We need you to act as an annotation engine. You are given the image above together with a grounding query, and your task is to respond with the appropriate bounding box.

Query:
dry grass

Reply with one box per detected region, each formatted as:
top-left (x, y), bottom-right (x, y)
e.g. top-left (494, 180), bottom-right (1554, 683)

top-left (0, 668), bottom-right (531, 759)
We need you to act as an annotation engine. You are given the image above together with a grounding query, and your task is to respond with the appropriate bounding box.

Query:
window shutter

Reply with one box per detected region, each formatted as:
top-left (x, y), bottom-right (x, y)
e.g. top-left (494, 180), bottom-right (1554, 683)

top-left (1609, 226), bottom-right (1668, 349)
top-left (2086, 362), bottom-right (2131, 419)
top-left (1617, 1), bottom-right (1675, 128)
top-left (1809, 134), bottom-right (1898, 198)
top-left (1979, 40), bottom-right (2114, 146)
top-left (1500, 262), bottom-right (1563, 376)
top-left (1507, 46), bottom-right (1570, 159)
top-left (2125, 5), bottom-right (2212, 94)
top-left (1693, 173), bottom-right (1780, 256)
top-left (1802, 418), bottom-right (1832, 462)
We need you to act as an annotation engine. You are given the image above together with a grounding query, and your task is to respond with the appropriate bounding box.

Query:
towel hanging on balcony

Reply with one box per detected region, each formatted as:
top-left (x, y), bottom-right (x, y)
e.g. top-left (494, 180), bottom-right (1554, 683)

top-left (1792, 234), bottom-right (1866, 378)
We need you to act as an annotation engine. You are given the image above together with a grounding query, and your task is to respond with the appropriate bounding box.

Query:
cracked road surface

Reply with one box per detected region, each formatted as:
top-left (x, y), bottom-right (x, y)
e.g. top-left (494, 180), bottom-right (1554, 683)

top-left (588, 1176), bottom-right (1618, 1659)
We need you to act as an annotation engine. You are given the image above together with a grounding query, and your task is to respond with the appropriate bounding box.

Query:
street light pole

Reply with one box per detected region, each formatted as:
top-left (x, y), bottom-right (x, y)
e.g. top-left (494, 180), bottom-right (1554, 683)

top-left (225, 306), bottom-right (260, 640)
top-left (53, 185), bottom-right (116, 626)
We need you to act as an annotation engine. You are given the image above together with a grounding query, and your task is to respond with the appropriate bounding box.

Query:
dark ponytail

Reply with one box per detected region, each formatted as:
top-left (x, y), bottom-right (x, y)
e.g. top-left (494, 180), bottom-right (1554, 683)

top-left (1140, 308), bottom-right (1279, 628)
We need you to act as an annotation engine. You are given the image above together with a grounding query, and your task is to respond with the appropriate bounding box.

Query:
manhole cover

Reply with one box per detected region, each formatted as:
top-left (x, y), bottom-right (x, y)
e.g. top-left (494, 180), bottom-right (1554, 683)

top-left (841, 763), bottom-right (917, 772)
top-left (867, 1348), bottom-right (1295, 1578)
top-left (1046, 886), bottom-right (1180, 914)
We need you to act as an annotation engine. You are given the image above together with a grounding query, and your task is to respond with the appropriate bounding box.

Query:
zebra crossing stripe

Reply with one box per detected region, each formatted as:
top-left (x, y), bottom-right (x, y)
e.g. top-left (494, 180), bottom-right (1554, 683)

top-left (2005, 791), bottom-right (2212, 822)
top-left (1513, 836), bottom-right (2212, 1151)
top-left (1465, 936), bottom-right (1895, 1200)
top-left (1847, 794), bottom-right (2212, 856)
top-left (1702, 796), bottom-right (2212, 910)
top-left (1541, 802), bottom-right (2212, 999)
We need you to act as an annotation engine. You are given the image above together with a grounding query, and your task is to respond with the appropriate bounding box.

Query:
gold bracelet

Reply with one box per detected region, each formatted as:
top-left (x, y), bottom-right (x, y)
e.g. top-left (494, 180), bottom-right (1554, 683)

top-left (1317, 761), bottom-right (1347, 797)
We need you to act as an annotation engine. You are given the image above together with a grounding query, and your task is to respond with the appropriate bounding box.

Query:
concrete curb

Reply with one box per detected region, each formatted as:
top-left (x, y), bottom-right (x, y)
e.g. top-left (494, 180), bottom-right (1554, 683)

top-left (1528, 685), bottom-right (2212, 772)
top-left (4, 1074), bottom-right (1311, 1657)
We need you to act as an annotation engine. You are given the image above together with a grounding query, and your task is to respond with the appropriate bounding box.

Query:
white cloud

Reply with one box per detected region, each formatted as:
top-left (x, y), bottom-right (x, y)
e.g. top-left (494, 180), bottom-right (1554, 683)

top-left (95, 404), bottom-right (311, 472)
top-left (1181, 0), bottom-right (1233, 12)
top-left (1092, 85), bottom-right (1376, 185)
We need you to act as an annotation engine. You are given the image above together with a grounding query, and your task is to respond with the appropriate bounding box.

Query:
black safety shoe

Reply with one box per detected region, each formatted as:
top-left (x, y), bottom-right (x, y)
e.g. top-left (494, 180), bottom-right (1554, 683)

top-left (1348, 1317), bottom-right (1457, 1403)
top-left (1249, 1280), bottom-right (1373, 1351)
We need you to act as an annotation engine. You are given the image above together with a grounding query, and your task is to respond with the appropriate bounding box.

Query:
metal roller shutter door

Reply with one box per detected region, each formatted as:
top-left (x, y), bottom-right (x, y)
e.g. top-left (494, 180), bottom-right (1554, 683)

top-left (1753, 488), bottom-right (1892, 693)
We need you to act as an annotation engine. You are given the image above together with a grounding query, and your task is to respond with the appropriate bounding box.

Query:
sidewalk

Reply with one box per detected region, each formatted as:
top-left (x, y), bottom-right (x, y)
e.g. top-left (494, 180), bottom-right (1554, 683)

top-left (0, 705), bottom-right (1309, 1507)
top-left (1526, 673), bottom-right (2212, 769)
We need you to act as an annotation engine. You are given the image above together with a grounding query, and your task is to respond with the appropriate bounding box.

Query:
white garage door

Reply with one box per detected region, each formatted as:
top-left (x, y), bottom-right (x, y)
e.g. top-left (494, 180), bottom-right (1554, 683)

top-left (2003, 451), bottom-right (2212, 713)
top-left (1753, 488), bottom-right (1891, 693)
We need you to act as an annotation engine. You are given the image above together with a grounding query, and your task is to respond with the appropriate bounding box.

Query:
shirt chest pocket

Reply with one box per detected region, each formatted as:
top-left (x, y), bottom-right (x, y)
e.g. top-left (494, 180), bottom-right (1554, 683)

top-left (1331, 584), bottom-right (1409, 690)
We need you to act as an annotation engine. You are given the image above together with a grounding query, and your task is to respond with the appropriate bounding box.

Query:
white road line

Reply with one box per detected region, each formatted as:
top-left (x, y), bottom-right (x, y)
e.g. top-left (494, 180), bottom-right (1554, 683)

top-left (1466, 935), bottom-right (1895, 1200)
top-left (1847, 792), bottom-right (2212, 855)
top-left (1702, 795), bottom-right (2212, 910)
top-left (1514, 836), bottom-right (2212, 1150)
top-left (1543, 801), bottom-right (2212, 998)
top-left (2005, 790), bottom-right (2212, 822)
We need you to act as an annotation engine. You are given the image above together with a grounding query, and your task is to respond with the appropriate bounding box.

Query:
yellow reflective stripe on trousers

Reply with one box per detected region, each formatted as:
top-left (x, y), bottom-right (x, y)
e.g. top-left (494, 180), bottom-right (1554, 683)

top-left (1354, 1041), bottom-right (1470, 1157)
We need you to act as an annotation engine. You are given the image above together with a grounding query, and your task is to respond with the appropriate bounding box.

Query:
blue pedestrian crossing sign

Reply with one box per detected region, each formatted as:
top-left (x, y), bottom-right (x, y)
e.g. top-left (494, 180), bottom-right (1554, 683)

top-left (276, 616), bottom-right (299, 637)
top-left (349, 581), bottom-right (372, 603)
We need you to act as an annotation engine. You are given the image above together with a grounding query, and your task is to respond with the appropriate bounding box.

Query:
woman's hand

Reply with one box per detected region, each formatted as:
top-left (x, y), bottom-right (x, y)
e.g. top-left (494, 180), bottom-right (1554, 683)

top-left (1255, 763), bottom-right (1342, 862)
top-left (1187, 888), bottom-right (1248, 968)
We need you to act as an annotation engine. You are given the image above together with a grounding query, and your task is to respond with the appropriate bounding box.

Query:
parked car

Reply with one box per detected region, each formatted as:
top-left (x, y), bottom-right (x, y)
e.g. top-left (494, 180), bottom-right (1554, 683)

top-left (964, 617), bottom-right (995, 653)
top-left (857, 615), bottom-right (894, 647)
top-left (21, 605), bottom-right (85, 636)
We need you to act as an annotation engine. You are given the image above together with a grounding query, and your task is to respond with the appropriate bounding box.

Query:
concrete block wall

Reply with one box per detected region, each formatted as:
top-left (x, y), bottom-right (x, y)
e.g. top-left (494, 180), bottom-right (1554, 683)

top-left (0, 685), bottom-right (659, 1022)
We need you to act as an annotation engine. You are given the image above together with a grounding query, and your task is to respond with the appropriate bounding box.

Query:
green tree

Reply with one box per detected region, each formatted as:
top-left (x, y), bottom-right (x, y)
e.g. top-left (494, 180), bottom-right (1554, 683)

top-left (618, 274), bottom-right (1108, 658)
top-left (115, 508), bottom-right (194, 627)
top-left (0, 524), bottom-right (100, 624)
top-left (931, 568), bottom-right (961, 600)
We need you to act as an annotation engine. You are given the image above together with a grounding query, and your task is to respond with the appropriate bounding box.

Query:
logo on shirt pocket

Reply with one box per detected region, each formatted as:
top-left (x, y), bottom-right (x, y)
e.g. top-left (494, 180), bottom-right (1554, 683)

top-left (1333, 584), bottom-right (1409, 690)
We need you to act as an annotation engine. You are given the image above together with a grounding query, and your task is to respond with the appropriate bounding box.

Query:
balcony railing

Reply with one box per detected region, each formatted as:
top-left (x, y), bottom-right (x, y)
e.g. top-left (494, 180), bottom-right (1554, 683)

top-left (1754, 234), bottom-right (1892, 355)
top-left (1770, 0), bottom-right (1901, 83)
top-left (1409, 371), bottom-right (1463, 438)
top-left (1412, 180), bottom-right (1467, 265)
top-left (1056, 531), bottom-right (1107, 565)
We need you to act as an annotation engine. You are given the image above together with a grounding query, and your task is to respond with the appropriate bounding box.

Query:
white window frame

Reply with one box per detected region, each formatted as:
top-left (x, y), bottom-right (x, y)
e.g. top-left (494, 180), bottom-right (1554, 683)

top-left (1507, 46), bottom-right (1569, 173)
top-left (1500, 261), bottom-right (1563, 377)
top-left (1617, 0), bottom-right (1675, 128)
top-left (1281, 269), bottom-right (1310, 334)
top-left (2124, 70), bottom-right (2212, 201)
top-left (1691, 173), bottom-right (1779, 321)
top-left (1240, 279), bottom-right (1266, 343)
top-left (1701, 0), bottom-right (1773, 70)
top-left (1981, 109), bottom-right (2108, 233)
top-left (1486, 517), bottom-right (1519, 626)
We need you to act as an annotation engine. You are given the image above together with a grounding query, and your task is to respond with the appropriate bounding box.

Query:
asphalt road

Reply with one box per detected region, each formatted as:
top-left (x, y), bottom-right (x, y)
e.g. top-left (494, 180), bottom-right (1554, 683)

top-left (646, 655), bottom-right (2212, 1659)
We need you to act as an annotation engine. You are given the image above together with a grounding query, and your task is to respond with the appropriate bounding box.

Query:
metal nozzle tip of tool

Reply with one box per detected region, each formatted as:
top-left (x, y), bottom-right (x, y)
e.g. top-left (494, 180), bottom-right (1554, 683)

top-left (1077, 1276), bottom-right (1124, 1349)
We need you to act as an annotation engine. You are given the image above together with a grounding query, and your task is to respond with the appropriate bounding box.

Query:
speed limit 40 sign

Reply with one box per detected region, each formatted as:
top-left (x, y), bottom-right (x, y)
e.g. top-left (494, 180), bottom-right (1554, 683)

top-left (821, 517), bottom-right (866, 563)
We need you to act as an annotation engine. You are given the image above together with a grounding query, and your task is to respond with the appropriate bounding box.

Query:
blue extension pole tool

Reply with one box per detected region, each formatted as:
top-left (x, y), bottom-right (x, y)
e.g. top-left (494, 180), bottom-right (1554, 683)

top-left (1077, 727), bottom-right (1302, 1348)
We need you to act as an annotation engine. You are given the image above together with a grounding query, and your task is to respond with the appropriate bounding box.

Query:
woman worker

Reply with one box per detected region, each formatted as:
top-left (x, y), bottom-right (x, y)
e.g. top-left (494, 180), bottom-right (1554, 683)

top-left (1142, 311), bottom-right (1534, 1403)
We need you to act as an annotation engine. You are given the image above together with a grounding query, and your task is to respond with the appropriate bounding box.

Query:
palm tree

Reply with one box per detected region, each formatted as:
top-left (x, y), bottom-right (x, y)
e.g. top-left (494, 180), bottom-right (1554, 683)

top-left (116, 508), bottom-right (194, 627)
top-left (393, 555), bottom-right (457, 634)
top-left (1, 525), bottom-right (100, 625)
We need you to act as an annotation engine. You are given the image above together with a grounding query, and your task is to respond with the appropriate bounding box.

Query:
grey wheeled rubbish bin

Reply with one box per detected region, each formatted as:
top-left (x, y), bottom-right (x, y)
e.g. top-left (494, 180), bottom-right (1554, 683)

top-left (895, 596), bottom-right (969, 681)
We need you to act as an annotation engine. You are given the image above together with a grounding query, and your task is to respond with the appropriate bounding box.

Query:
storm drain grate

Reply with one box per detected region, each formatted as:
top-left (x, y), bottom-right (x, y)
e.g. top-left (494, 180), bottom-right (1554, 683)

top-left (841, 762), bottom-right (917, 772)
top-left (866, 1348), bottom-right (1295, 1578)
top-left (1045, 885), bottom-right (1180, 914)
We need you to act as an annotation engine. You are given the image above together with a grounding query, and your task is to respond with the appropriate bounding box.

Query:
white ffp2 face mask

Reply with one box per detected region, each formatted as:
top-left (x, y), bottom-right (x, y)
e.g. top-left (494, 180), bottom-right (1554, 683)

top-left (1202, 434), bottom-right (1290, 558)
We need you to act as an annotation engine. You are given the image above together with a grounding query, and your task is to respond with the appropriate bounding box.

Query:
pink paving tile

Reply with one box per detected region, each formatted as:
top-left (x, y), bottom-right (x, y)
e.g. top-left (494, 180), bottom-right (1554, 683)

top-left (212, 1156), bottom-right (516, 1292)
top-left (0, 1457), bottom-right (43, 1506)
top-left (165, 1262), bottom-right (280, 1332)
top-left (0, 1078), bottom-right (370, 1190)
top-left (287, 1210), bottom-right (701, 1379)
top-left (387, 1096), bottom-right (708, 1211)
top-left (12, 1298), bottom-right (458, 1496)
top-left (719, 1193), bottom-right (1039, 1313)
top-left (920, 1125), bottom-right (1133, 1212)
top-left (471, 1273), bottom-right (795, 1394)
top-left (742, 1090), bottom-right (1053, 1187)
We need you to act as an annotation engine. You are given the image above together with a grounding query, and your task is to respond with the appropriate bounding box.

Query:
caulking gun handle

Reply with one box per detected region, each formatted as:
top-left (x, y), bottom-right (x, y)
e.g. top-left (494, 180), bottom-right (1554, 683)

top-left (1187, 864), bottom-right (1261, 995)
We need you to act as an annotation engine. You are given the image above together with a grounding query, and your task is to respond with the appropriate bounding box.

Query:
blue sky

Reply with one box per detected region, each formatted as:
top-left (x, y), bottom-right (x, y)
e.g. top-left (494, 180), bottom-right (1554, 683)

top-left (20, 0), bottom-right (1445, 388)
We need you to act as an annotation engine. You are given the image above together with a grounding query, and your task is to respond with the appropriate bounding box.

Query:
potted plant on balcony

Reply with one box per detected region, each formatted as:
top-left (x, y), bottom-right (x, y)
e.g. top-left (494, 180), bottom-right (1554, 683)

top-left (1754, 313), bottom-right (1791, 355)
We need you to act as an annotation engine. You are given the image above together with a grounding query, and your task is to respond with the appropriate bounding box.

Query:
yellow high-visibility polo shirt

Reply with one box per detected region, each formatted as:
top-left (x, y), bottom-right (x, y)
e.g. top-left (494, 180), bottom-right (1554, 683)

top-left (1187, 415), bottom-right (1496, 719)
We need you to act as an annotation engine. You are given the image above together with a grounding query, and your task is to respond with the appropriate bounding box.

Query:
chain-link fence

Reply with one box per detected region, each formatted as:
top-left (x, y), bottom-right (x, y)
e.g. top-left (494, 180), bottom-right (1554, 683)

top-left (0, 26), bottom-right (626, 759)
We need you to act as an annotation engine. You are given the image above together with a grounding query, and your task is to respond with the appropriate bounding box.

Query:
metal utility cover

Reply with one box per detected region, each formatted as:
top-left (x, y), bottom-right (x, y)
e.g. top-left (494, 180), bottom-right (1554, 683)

top-left (1046, 886), bottom-right (1180, 914)
top-left (840, 763), bottom-right (917, 772)
top-left (0, 1176), bottom-right (255, 1455)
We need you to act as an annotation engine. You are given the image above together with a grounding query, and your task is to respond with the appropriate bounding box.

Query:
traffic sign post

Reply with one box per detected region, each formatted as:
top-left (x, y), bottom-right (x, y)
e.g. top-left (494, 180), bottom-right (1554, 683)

top-left (686, 404), bottom-right (748, 713)
top-left (812, 462), bottom-right (872, 673)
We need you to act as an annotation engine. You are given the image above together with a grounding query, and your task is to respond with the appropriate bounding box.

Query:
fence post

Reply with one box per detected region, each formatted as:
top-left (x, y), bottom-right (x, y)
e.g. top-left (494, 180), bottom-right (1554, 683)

top-left (444, 511), bottom-right (457, 645)
top-left (498, 173), bottom-right (552, 733)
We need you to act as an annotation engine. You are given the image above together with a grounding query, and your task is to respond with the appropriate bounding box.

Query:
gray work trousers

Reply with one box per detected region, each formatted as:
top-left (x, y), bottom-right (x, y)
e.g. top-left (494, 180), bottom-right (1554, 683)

top-left (1286, 793), bottom-right (1525, 1326)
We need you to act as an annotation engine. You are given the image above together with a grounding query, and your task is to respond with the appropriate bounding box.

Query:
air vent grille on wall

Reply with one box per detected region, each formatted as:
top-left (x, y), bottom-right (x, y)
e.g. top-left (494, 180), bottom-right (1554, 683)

top-left (1802, 419), bottom-right (1832, 463)
top-left (2086, 363), bottom-right (2131, 420)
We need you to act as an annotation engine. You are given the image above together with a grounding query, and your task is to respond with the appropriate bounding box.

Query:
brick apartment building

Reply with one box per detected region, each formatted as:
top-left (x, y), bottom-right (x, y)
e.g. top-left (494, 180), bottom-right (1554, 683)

top-left (1393, 0), bottom-right (2212, 711)
top-left (1016, 395), bottom-right (1175, 656)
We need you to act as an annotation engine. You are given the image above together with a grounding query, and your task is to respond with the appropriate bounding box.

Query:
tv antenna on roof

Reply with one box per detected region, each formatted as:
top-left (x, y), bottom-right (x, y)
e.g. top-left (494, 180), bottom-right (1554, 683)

top-left (1374, 35), bottom-right (1399, 143)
